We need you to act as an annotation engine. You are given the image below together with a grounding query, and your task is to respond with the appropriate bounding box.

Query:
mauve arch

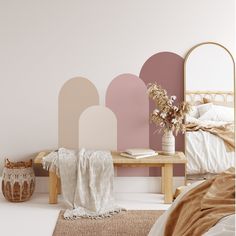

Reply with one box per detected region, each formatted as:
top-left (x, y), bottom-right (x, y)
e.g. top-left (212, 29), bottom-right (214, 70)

top-left (140, 52), bottom-right (184, 176)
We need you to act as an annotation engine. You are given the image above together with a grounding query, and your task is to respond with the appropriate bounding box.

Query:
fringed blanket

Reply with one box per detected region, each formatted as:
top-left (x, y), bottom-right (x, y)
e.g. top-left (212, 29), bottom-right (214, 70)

top-left (164, 168), bottom-right (235, 236)
top-left (186, 123), bottom-right (235, 152)
top-left (43, 148), bottom-right (125, 219)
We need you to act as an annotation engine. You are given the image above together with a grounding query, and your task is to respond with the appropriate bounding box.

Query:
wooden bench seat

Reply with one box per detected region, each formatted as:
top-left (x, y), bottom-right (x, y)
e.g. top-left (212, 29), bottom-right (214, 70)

top-left (34, 151), bottom-right (186, 204)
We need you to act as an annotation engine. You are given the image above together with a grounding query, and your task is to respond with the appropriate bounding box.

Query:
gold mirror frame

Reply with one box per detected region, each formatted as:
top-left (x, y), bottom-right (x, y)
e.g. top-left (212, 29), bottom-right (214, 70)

top-left (183, 42), bottom-right (235, 177)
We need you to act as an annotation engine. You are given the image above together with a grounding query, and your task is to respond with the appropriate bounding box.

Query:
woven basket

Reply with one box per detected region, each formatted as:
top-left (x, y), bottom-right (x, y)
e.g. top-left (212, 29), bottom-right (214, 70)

top-left (1, 159), bottom-right (35, 202)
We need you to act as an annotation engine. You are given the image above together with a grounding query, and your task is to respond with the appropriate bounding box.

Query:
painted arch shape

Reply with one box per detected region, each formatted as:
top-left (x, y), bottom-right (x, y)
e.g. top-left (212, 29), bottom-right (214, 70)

top-left (58, 77), bottom-right (99, 149)
top-left (79, 105), bottom-right (117, 150)
top-left (140, 52), bottom-right (185, 176)
top-left (106, 73), bottom-right (149, 176)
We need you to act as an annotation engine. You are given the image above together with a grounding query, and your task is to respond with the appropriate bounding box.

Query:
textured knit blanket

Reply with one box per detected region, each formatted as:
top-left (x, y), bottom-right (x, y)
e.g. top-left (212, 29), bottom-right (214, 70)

top-left (43, 148), bottom-right (124, 219)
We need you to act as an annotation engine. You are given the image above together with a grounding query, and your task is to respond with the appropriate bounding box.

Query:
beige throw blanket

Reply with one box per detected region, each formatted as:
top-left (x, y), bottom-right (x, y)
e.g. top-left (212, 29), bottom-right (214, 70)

top-left (164, 168), bottom-right (235, 236)
top-left (43, 148), bottom-right (124, 219)
top-left (186, 123), bottom-right (235, 152)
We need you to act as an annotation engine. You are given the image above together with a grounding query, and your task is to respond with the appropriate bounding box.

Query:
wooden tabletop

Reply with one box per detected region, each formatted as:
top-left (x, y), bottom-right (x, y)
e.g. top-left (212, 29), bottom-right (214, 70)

top-left (112, 151), bottom-right (186, 164)
top-left (34, 151), bottom-right (186, 165)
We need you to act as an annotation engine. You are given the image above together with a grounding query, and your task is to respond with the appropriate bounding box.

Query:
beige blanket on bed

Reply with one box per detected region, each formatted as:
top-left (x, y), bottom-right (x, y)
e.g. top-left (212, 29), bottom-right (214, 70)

top-left (186, 123), bottom-right (235, 152)
top-left (164, 168), bottom-right (235, 236)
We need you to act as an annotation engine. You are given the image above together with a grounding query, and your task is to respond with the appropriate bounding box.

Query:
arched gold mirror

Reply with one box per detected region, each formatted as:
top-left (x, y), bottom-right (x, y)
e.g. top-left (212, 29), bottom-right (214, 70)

top-left (184, 42), bottom-right (235, 179)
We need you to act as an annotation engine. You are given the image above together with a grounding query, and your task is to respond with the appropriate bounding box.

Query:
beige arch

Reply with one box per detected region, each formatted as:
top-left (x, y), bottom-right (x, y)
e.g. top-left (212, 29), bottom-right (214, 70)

top-left (79, 105), bottom-right (117, 150)
top-left (58, 77), bottom-right (99, 149)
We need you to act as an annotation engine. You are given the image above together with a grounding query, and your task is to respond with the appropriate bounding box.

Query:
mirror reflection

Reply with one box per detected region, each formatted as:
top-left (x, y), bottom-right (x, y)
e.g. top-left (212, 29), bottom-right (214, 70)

top-left (184, 42), bottom-right (235, 179)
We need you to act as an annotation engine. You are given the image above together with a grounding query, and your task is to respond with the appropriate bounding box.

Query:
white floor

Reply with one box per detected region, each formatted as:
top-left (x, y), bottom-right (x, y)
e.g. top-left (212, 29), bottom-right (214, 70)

top-left (0, 192), bottom-right (170, 236)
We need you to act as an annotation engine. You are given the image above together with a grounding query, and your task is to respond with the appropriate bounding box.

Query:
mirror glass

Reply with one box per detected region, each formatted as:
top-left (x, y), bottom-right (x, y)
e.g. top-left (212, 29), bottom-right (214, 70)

top-left (184, 42), bottom-right (235, 178)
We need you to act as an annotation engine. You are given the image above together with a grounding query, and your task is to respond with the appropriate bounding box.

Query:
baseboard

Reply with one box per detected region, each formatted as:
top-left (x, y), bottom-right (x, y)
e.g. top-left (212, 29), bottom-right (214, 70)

top-left (35, 177), bottom-right (184, 193)
top-left (0, 176), bottom-right (185, 194)
top-left (113, 177), bottom-right (185, 193)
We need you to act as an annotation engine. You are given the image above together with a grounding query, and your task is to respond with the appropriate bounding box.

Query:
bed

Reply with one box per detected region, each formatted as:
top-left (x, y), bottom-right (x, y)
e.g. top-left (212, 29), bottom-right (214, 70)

top-left (185, 91), bottom-right (235, 178)
top-left (148, 168), bottom-right (235, 236)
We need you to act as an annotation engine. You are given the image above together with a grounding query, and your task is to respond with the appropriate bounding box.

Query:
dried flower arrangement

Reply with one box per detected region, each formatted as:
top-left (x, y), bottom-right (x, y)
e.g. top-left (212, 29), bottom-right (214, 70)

top-left (147, 83), bottom-right (191, 135)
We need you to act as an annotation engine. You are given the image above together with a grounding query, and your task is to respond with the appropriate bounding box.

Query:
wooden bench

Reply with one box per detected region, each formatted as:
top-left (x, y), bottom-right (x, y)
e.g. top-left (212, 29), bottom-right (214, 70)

top-left (34, 151), bottom-right (186, 204)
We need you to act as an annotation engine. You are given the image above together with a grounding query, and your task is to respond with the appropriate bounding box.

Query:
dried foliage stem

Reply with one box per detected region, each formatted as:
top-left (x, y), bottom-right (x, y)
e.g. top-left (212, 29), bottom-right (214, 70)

top-left (147, 83), bottom-right (191, 135)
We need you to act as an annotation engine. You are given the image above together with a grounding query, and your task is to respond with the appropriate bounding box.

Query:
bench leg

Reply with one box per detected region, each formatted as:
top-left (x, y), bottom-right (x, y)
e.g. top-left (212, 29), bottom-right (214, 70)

top-left (161, 166), bottom-right (165, 194)
top-left (49, 171), bottom-right (58, 204)
top-left (164, 163), bottom-right (173, 204)
top-left (57, 177), bottom-right (61, 195)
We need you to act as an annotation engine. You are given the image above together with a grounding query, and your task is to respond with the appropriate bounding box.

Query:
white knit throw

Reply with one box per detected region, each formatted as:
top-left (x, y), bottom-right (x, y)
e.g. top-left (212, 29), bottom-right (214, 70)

top-left (43, 148), bottom-right (125, 219)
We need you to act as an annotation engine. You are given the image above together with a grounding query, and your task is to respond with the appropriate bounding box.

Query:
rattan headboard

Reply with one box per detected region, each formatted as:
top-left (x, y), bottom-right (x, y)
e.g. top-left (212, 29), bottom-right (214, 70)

top-left (186, 91), bottom-right (234, 106)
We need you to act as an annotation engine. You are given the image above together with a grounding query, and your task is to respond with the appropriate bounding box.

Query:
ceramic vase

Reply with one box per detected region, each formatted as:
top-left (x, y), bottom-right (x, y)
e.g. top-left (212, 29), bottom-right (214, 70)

top-left (162, 130), bottom-right (175, 155)
top-left (1, 159), bottom-right (35, 202)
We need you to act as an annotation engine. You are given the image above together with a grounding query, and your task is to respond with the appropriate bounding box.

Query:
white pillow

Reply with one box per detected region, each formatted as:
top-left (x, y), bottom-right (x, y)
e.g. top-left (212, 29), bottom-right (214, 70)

top-left (185, 114), bottom-right (201, 124)
top-left (188, 105), bottom-right (199, 118)
top-left (199, 105), bottom-right (234, 122)
top-left (197, 103), bottom-right (213, 117)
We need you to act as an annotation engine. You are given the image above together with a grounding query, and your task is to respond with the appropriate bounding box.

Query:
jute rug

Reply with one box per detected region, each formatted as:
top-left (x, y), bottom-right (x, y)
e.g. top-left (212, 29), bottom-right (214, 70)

top-left (53, 210), bottom-right (165, 236)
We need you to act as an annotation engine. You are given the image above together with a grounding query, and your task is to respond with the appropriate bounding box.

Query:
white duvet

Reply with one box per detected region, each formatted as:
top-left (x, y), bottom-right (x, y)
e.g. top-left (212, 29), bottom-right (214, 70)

top-left (148, 181), bottom-right (235, 236)
top-left (186, 130), bottom-right (235, 175)
top-left (185, 115), bottom-right (235, 175)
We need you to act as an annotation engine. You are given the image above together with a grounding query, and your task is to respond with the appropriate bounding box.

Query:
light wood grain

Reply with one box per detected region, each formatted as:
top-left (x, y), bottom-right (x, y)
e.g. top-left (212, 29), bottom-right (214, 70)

top-left (164, 164), bottom-right (173, 203)
top-left (161, 166), bottom-right (165, 194)
top-left (111, 151), bottom-right (186, 164)
top-left (34, 151), bottom-right (186, 165)
top-left (186, 91), bottom-right (234, 104)
top-left (49, 171), bottom-right (58, 204)
top-left (34, 150), bottom-right (50, 164)
top-left (57, 177), bottom-right (61, 195)
top-left (34, 151), bottom-right (185, 204)
top-left (34, 151), bottom-right (48, 164)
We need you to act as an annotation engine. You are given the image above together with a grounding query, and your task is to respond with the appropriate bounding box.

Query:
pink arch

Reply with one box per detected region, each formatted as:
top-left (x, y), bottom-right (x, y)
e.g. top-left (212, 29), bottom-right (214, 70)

top-left (106, 73), bottom-right (149, 176)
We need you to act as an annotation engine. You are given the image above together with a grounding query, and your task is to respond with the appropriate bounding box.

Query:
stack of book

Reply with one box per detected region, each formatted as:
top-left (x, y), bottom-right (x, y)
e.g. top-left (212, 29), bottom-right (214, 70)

top-left (120, 148), bottom-right (158, 159)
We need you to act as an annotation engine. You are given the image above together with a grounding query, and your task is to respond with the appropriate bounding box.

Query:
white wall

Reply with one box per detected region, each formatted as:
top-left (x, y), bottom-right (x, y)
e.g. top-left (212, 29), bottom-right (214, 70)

top-left (0, 0), bottom-right (235, 172)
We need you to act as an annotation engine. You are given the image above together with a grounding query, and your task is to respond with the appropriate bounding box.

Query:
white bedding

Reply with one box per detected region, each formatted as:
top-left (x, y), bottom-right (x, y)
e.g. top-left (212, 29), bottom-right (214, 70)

top-left (185, 103), bottom-right (235, 175)
top-left (186, 130), bottom-right (235, 175)
top-left (148, 181), bottom-right (235, 236)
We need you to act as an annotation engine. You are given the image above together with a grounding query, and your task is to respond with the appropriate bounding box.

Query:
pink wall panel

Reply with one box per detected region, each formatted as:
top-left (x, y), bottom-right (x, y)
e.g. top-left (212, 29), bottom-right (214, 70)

top-left (106, 74), bottom-right (149, 176)
top-left (139, 52), bottom-right (185, 176)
